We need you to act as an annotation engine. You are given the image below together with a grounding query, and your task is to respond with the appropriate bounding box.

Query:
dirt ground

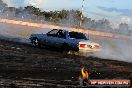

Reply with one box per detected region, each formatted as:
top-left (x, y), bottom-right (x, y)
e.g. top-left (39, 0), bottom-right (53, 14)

top-left (0, 39), bottom-right (131, 88)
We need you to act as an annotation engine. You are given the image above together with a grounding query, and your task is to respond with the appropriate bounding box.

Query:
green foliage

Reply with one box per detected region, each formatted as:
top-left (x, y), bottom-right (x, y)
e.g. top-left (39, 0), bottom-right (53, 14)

top-left (24, 6), bottom-right (41, 16)
top-left (23, 6), bottom-right (83, 23)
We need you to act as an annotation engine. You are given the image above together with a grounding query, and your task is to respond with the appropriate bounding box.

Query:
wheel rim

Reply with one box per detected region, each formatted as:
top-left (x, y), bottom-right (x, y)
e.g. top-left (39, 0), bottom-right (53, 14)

top-left (32, 39), bottom-right (39, 46)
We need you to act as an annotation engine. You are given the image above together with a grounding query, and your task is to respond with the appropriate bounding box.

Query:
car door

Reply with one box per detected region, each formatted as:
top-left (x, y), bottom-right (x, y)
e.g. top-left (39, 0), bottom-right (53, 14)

top-left (43, 29), bottom-right (59, 47)
top-left (39, 34), bottom-right (48, 45)
top-left (54, 30), bottom-right (66, 48)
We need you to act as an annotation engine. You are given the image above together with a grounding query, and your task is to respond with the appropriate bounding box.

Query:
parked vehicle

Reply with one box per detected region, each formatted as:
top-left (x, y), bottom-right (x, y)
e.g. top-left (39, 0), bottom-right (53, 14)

top-left (29, 29), bottom-right (101, 52)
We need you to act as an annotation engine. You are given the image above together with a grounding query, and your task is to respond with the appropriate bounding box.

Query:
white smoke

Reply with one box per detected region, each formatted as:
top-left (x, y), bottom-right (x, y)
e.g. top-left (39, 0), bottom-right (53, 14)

top-left (24, 0), bottom-right (43, 8)
top-left (121, 16), bottom-right (132, 24)
top-left (92, 36), bottom-right (132, 62)
top-left (2, 0), bottom-right (47, 8)
top-left (2, 0), bottom-right (24, 7)
top-left (1, 0), bottom-right (12, 7)
top-left (0, 20), bottom-right (51, 43)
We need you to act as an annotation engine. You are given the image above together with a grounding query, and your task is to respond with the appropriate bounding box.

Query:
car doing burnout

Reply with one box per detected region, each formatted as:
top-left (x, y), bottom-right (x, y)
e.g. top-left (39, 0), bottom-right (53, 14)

top-left (29, 29), bottom-right (101, 52)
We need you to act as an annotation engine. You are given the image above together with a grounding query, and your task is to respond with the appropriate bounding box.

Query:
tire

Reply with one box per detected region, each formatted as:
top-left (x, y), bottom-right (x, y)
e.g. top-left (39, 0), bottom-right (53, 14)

top-left (31, 38), bottom-right (40, 47)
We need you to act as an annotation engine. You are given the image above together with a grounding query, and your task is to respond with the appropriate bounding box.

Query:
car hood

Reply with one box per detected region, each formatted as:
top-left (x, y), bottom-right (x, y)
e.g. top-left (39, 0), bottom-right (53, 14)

top-left (31, 34), bottom-right (47, 37)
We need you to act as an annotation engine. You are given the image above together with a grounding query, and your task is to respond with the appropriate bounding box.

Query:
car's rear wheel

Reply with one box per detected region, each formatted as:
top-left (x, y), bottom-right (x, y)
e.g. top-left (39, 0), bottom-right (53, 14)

top-left (32, 38), bottom-right (40, 47)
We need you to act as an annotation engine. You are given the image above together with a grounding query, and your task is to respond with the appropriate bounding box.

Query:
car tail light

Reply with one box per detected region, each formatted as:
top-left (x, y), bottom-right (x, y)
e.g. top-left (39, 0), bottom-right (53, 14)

top-left (79, 44), bottom-right (86, 48)
top-left (94, 45), bottom-right (100, 49)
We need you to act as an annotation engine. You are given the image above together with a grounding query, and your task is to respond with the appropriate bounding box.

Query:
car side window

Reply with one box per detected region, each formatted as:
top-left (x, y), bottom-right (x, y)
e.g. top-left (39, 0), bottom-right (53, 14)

top-left (69, 32), bottom-right (87, 40)
top-left (47, 29), bottom-right (59, 37)
top-left (57, 30), bottom-right (66, 39)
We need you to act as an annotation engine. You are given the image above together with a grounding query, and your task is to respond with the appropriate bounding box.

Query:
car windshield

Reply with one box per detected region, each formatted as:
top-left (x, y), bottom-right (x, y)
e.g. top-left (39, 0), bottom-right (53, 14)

top-left (69, 32), bottom-right (87, 40)
top-left (47, 29), bottom-right (59, 36)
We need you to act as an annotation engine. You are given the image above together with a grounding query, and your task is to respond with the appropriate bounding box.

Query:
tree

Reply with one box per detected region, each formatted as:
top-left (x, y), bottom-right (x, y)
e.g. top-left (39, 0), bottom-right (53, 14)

top-left (24, 6), bottom-right (41, 16)
top-left (118, 23), bottom-right (129, 35)
top-left (93, 19), bottom-right (112, 32)
top-left (0, 0), bottom-right (7, 12)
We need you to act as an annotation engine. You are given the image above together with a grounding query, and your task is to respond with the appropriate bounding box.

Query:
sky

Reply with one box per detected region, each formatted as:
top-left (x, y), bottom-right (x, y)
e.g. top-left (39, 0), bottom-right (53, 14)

top-left (2, 0), bottom-right (132, 26)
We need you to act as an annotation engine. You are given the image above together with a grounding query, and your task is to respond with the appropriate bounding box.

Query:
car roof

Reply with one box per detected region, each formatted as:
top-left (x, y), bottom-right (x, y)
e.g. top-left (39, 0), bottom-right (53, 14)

top-left (52, 29), bottom-right (69, 32)
top-left (52, 29), bottom-right (84, 34)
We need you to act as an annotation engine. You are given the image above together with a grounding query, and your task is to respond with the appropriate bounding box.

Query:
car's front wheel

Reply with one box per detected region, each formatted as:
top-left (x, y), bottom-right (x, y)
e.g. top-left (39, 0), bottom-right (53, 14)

top-left (31, 38), bottom-right (40, 47)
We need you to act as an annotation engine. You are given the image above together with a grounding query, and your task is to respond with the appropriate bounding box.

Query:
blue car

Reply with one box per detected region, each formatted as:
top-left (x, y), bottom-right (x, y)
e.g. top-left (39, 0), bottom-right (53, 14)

top-left (29, 29), bottom-right (101, 52)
